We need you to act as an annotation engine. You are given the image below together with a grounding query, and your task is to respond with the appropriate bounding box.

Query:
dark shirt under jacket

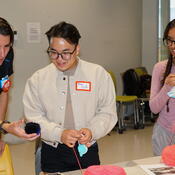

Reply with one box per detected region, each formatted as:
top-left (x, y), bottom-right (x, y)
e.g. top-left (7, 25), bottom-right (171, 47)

top-left (0, 48), bottom-right (14, 93)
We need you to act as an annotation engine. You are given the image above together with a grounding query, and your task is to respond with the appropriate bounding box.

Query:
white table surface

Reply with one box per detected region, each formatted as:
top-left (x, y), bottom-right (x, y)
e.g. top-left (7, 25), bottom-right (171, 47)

top-left (63, 156), bottom-right (161, 175)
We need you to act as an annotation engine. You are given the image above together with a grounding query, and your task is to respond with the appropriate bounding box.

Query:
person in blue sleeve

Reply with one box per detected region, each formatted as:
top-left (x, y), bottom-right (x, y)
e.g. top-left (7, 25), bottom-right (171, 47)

top-left (0, 17), bottom-right (39, 156)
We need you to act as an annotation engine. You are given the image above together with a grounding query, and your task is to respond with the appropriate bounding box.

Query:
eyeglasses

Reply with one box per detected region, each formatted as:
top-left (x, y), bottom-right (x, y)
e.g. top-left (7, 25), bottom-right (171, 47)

top-left (47, 45), bottom-right (77, 60)
top-left (164, 37), bottom-right (175, 47)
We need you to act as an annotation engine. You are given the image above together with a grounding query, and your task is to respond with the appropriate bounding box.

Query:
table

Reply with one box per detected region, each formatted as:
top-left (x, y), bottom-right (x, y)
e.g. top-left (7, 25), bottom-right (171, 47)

top-left (63, 156), bottom-right (161, 175)
top-left (40, 156), bottom-right (161, 175)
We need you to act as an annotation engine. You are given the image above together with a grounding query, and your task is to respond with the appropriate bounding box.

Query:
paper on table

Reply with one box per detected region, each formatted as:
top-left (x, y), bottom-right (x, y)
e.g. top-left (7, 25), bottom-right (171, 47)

top-left (140, 164), bottom-right (175, 175)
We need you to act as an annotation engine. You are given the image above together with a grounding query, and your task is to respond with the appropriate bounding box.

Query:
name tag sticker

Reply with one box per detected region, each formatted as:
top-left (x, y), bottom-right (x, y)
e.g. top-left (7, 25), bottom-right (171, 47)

top-left (76, 81), bottom-right (91, 91)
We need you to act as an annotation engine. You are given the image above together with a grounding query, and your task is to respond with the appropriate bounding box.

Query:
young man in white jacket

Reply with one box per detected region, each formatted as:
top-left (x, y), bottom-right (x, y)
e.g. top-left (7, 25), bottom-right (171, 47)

top-left (23, 21), bottom-right (117, 174)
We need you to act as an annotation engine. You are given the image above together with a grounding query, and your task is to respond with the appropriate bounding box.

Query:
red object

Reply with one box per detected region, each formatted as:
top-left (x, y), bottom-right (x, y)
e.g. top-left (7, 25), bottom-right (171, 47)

top-left (2, 80), bottom-right (11, 92)
top-left (162, 145), bottom-right (175, 166)
top-left (83, 165), bottom-right (126, 175)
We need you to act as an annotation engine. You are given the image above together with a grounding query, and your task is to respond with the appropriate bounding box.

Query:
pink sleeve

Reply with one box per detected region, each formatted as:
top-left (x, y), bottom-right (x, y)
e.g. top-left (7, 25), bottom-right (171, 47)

top-left (149, 62), bottom-right (172, 114)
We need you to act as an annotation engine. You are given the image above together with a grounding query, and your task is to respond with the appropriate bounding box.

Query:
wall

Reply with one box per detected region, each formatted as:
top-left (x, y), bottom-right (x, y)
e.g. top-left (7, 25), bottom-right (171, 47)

top-left (142, 0), bottom-right (159, 74)
top-left (0, 0), bottom-right (142, 142)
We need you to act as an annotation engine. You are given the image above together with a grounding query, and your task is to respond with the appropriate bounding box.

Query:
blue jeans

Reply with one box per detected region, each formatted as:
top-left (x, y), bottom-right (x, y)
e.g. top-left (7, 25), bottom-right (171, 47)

top-left (152, 122), bottom-right (174, 156)
top-left (35, 146), bottom-right (42, 175)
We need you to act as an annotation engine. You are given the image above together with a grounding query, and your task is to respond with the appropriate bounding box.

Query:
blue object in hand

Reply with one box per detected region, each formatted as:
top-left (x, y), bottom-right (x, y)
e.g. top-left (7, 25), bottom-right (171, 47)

top-left (167, 87), bottom-right (175, 98)
top-left (25, 122), bottom-right (41, 135)
top-left (78, 143), bottom-right (88, 157)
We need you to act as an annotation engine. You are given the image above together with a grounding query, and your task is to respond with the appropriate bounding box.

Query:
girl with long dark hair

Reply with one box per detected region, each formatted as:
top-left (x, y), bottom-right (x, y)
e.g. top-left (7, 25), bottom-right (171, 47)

top-left (150, 19), bottom-right (175, 155)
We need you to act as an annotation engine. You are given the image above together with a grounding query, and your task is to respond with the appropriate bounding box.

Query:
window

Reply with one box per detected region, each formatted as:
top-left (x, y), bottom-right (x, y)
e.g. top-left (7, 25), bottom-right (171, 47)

top-left (170, 0), bottom-right (175, 20)
top-left (158, 0), bottom-right (175, 61)
top-left (158, 0), bottom-right (170, 61)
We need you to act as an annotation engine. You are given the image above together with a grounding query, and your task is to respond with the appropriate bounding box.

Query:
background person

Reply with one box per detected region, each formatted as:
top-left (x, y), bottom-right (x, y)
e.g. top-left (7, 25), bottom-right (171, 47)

top-left (150, 19), bottom-right (175, 155)
top-left (0, 17), bottom-right (39, 156)
top-left (0, 17), bottom-right (14, 155)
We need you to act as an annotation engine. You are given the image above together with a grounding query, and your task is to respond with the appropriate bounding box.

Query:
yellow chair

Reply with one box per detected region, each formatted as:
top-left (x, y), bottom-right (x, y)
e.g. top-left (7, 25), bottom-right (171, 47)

top-left (0, 144), bottom-right (14, 175)
top-left (108, 71), bottom-right (139, 134)
top-left (134, 67), bottom-right (148, 76)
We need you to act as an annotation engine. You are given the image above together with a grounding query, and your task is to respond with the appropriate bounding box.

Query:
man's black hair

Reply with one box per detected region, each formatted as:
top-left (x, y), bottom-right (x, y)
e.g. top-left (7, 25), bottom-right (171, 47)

top-left (46, 21), bottom-right (81, 45)
top-left (0, 17), bottom-right (14, 45)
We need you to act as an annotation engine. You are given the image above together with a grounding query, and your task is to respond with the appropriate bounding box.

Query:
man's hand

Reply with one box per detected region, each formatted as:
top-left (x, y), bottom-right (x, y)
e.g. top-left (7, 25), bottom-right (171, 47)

top-left (79, 128), bottom-right (92, 147)
top-left (0, 139), bottom-right (5, 156)
top-left (61, 129), bottom-right (81, 148)
top-left (2, 119), bottom-right (40, 141)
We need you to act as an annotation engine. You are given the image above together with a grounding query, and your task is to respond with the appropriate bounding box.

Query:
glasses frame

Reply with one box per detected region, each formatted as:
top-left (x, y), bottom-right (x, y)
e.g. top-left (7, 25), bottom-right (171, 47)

top-left (47, 45), bottom-right (77, 61)
top-left (163, 37), bottom-right (175, 47)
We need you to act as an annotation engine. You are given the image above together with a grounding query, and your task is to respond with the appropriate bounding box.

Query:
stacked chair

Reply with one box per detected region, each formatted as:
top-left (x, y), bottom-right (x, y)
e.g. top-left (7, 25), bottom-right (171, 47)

top-left (0, 144), bottom-right (14, 175)
top-left (108, 71), bottom-right (139, 134)
top-left (122, 67), bottom-right (153, 129)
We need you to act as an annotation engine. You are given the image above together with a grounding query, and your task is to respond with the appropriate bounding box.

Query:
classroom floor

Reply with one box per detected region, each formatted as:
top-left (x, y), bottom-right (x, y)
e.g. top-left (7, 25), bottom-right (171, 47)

top-left (9, 122), bottom-right (154, 175)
